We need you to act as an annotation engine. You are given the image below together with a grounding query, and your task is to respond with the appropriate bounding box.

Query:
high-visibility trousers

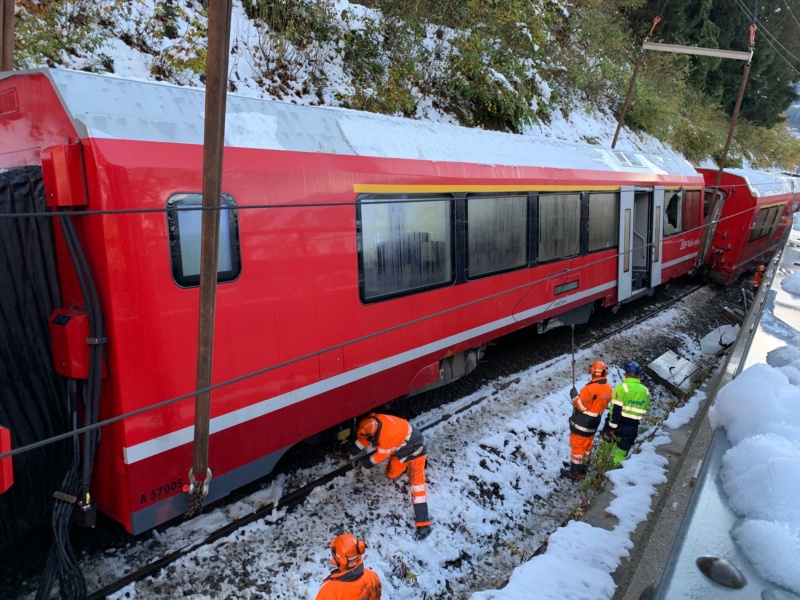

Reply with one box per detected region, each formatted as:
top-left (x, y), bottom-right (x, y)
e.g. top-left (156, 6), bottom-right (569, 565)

top-left (569, 432), bottom-right (594, 464)
top-left (386, 454), bottom-right (429, 528)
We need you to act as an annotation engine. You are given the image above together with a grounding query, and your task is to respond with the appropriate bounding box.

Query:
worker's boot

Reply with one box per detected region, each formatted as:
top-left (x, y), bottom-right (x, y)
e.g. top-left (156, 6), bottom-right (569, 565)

top-left (560, 463), bottom-right (586, 481)
top-left (612, 446), bottom-right (629, 466)
top-left (415, 525), bottom-right (432, 540)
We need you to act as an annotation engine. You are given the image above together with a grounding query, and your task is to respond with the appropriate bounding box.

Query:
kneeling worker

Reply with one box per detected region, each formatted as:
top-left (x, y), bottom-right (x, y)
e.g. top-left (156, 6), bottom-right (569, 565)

top-left (350, 413), bottom-right (431, 540)
top-left (562, 360), bottom-right (613, 481)
top-left (316, 532), bottom-right (381, 600)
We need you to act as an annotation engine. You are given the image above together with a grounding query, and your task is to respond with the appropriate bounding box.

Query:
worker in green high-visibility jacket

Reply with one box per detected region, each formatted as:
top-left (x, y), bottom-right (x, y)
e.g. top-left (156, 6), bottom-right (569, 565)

top-left (600, 361), bottom-right (650, 466)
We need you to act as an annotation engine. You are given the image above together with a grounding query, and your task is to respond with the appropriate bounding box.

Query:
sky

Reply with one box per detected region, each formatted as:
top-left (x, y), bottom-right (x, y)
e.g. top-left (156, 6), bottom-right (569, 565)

top-left (9, 1), bottom-right (800, 598)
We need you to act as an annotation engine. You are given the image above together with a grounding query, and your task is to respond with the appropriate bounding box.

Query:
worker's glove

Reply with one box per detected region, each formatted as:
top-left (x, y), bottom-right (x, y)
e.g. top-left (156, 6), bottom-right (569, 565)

top-left (601, 425), bottom-right (617, 442)
top-left (358, 455), bottom-right (375, 469)
top-left (569, 387), bottom-right (578, 399)
top-left (344, 440), bottom-right (360, 456)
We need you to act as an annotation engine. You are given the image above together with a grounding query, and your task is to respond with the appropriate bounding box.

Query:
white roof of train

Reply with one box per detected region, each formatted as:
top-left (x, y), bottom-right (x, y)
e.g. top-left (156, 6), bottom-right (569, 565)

top-left (723, 167), bottom-right (800, 197)
top-left (22, 68), bottom-right (700, 178)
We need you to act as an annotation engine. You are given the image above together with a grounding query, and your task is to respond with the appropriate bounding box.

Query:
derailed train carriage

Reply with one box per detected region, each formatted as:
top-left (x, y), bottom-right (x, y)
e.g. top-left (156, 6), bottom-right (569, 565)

top-left (699, 167), bottom-right (799, 284)
top-left (0, 67), bottom-right (784, 547)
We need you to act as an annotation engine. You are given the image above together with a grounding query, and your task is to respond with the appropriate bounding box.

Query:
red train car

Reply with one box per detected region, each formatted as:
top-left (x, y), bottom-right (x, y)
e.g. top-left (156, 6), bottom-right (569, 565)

top-left (0, 68), bottom-right (704, 543)
top-left (699, 168), bottom-right (800, 284)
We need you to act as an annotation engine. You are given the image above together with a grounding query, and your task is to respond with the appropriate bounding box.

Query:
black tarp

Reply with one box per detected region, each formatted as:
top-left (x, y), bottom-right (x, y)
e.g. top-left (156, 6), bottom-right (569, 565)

top-left (0, 166), bottom-right (69, 549)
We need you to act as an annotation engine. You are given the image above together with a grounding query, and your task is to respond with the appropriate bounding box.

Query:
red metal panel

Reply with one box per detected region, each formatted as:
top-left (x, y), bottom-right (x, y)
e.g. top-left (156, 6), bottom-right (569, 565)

top-left (0, 73), bottom-right (80, 168)
top-left (42, 143), bottom-right (88, 207)
top-left (0, 426), bottom-right (12, 494)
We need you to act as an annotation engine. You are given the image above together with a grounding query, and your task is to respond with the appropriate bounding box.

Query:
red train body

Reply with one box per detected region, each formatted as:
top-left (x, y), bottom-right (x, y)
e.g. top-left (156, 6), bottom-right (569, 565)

top-left (0, 68), bottom-right (781, 542)
top-left (699, 168), bottom-right (800, 284)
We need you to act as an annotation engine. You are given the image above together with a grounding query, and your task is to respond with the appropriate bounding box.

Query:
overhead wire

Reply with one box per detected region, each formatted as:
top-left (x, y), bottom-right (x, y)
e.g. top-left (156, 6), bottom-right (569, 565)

top-left (733, 0), bottom-right (800, 75)
top-left (783, 0), bottom-right (800, 30)
top-left (0, 192), bottom-right (786, 464)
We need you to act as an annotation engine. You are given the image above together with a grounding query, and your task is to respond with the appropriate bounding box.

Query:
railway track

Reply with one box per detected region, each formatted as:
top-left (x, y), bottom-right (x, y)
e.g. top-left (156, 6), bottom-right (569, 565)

top-left (81, 280), bottom-right (712, 600)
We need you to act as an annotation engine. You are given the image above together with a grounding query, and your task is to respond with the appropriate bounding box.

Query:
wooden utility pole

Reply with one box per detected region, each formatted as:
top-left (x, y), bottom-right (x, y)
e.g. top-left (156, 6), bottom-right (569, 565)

top-left (187, 0), bottom-right (234, 518)
top-left (0, 0), bottom-right (14, 72)
top-left (696, 21), bottom-right (757, 270)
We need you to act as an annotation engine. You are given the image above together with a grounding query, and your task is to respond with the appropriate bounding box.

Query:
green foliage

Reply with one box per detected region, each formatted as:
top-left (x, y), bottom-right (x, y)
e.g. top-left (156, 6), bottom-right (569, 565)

top-left (14, 0), bottom-right (122, 71)
top-left (580, 440), bottom-right (617, 494)
top-left (626, 52), bottom-right (691, 137)
top-left (341, 11), bottom-right (386, 87)
top-left (243, 0), bottom-right (338, 96)
top-left (432, 0), bottom-right (556, 132)
top-left (669, 92), bottom-right (729, 164)
top-left (439, 31), bottom-right (535, 132)
top-left (548, 0), bottom-right (643, 109)
top-left (735, 121), bottom-right (800, 170)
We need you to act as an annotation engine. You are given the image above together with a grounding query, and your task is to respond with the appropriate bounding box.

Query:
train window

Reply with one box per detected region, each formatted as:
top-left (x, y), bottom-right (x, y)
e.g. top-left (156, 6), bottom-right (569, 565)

top-left (538, 193), bottom-right (581, 262)
top-left (588, 192), bottom-right (619, 252)
top-left (358, 194), bottom-right (454, 302)
top-left (466, 193), bottom-right (527, 278)
top-left (682, 190), bottom-right (702, 233)
top-left (664, 190), bottom-right (683, 236)
top-left (763, 205), bottom-right (783, 239)
top-left (166, 193), bottom-right (241, 287)
top-left (749, 206), bottom-right (771, 241)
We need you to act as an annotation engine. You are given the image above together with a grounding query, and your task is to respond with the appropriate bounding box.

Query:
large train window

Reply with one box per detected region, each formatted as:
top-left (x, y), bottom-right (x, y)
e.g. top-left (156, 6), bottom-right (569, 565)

top-left (588, 192), bottom-right (619, 252)
top-left (538, 193), bottom-right (581, 261)
top-left (664, 189), bottom-right (683, 236)
top-left (682, 190), bottom-right (703, 233)
top-left (358, 194), bottom-right (454, 302)
top-left (166, 193), bottom-right (241, 287)
top-left (749, 205), bottom-right (783, 242)
top-left (749, 204), bottom-right (784, 242)
top-left (466, 193), bottom-right (527, 278)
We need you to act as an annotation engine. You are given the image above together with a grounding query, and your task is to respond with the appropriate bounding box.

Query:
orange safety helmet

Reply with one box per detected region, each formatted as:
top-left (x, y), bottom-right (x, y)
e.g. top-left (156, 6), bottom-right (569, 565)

top-left (356, 415), bottom-right (379, 441)
top-left (329, 533), bottom-right (367, 571)
top-left (589, 360), bottom-right (607, 377)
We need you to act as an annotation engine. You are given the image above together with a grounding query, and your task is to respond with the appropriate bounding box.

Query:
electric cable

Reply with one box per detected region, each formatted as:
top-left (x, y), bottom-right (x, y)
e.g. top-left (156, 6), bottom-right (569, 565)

top-left (0, 194), bottom-right (785, 465)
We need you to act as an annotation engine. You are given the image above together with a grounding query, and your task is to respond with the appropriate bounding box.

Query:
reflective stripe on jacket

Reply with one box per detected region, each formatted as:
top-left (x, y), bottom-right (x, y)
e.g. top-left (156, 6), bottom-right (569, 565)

top-left (608, 377), bottom-right (650, 427)
top-left (569, 377), bottom-right (613, 436)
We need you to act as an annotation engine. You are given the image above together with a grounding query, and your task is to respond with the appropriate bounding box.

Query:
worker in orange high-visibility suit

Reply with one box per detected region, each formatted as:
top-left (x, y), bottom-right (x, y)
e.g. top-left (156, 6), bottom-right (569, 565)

top-left (753, 265), bottom-right (766, 290)
top-left (316, 532), bottom-right (382, 600)
top-left (561, 360), bottom-right (613, 481)
top-left (350, 413), bottom-right (431, 540)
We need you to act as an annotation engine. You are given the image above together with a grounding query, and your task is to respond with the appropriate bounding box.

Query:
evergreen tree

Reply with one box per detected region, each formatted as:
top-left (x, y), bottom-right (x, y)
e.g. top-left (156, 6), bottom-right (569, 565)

top-left (630, 0), bottom-right (800, 127)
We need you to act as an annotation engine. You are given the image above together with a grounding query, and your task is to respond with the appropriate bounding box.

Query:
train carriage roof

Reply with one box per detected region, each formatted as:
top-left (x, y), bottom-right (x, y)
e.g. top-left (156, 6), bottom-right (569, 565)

top-left (9, 68), bottom-right (701, 178)
top-left (701, 167), bottom-right (800, 198)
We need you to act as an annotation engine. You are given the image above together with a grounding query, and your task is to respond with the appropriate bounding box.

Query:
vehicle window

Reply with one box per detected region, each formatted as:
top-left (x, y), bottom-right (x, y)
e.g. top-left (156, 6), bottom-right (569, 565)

top-left (588, 192), bottom-right (619, 252)
top-left (166, 193), bottom-right (241, 287)
top-left (466, 194), bottom-right (527, 278)
top-left (538, 193), bottom-right (581, 261)
top-left (358, 194), bottom-right (454, 302)
top-left (664, 190), bottom-right (683, 236)
top-left (749, 207), bottom-right (770, 241)
top-left (764, 205), bottom-right (783, 239)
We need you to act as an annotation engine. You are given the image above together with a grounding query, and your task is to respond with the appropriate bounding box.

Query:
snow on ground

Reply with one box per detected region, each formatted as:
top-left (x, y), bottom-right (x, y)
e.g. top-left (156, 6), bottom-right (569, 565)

top-left (24, 288), bottom-right (722, 600)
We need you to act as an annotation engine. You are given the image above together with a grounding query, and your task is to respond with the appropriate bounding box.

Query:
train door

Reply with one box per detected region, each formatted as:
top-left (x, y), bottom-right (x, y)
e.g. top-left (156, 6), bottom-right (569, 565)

top-left (618, 187), bottom-right (654, 302)
top-left (650, 187), bottom-right (664, 287)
